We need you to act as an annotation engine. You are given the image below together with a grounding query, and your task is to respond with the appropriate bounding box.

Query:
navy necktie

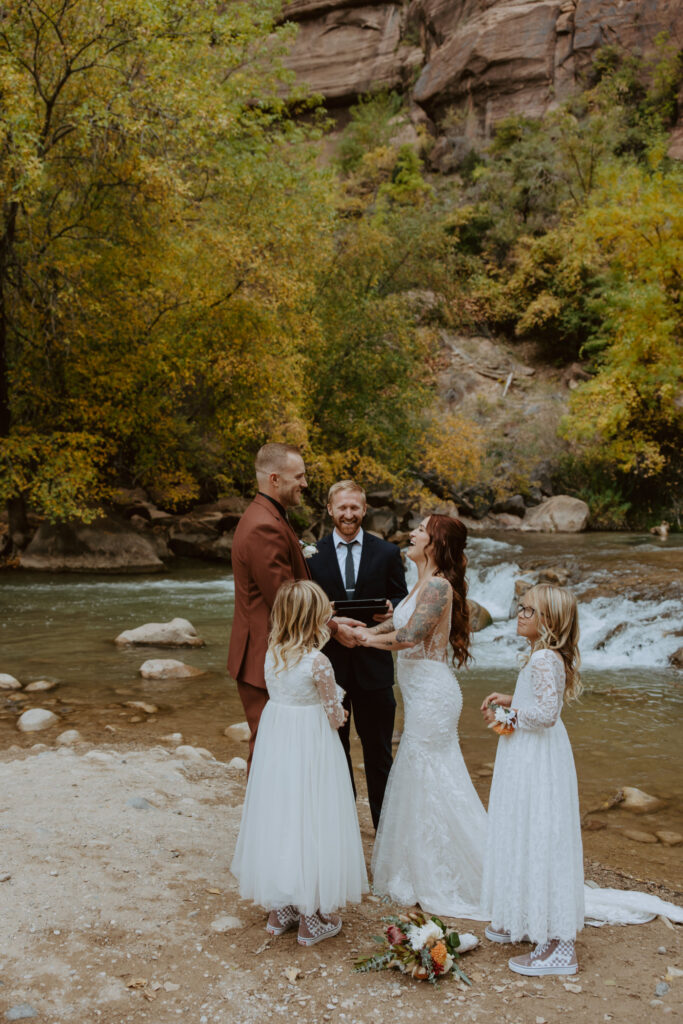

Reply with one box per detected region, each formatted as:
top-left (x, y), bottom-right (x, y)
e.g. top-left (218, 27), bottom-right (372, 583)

top-left (340, 541), bottom-right (357, 597)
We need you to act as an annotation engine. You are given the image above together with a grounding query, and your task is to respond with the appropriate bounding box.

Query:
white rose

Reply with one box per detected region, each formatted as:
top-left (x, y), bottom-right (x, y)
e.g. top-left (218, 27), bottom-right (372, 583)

top-left (406, 920), bottom-right (443, 951)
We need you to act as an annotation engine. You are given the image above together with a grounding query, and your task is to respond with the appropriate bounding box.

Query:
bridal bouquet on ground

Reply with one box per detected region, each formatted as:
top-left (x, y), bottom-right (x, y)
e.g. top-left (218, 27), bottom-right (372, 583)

top-left (353, 911), bottom-right (478, 985)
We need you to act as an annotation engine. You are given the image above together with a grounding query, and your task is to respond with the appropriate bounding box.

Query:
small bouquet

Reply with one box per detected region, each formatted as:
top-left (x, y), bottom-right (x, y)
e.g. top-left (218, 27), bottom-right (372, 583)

top-left (487, 702), bottom-right (517, 735)
top-left (354, 911), bottom-right (477, 985)
top-left (299, 541), bottom-right (318, 558)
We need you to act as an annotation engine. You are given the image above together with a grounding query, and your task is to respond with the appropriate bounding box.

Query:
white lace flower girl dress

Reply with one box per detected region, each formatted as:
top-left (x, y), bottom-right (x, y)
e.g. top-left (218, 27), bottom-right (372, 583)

top-left (480, 648), bottom-right (585, 943)
top-left (231, 649), bottom-right (368, 915)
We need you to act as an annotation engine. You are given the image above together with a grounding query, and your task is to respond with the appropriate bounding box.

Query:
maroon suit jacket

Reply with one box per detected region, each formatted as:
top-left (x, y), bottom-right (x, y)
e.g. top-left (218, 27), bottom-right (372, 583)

top-left (227, 494), bottom-right (310, 689)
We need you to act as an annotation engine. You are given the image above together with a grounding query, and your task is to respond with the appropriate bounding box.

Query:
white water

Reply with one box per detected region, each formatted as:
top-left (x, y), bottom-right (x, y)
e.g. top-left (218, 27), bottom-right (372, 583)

top-left (403, 537), bottom-right (683, 671)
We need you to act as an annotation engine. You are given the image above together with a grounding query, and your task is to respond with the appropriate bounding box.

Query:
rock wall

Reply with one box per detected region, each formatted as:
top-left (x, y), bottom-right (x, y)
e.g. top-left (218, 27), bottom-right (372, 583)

top-left (282, 0), bottom-right (683, 132)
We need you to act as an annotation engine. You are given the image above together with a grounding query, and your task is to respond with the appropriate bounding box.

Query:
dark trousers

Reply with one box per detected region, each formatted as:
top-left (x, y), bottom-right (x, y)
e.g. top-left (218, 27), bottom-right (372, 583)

top-left (237, 680), bottom-right (269, 772)
top-left (338, 684), bottom-right (396, 830)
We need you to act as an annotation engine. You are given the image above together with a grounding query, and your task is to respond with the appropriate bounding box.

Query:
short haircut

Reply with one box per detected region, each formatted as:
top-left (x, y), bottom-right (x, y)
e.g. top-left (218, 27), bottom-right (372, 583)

top-left (327, 479), bottom-right (366, 505)
top-left (255, 442), bottom-right (302, 476)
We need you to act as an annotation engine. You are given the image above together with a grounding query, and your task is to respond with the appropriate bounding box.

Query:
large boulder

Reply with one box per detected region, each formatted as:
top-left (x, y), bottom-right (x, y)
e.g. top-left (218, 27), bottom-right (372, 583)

top-left (115, 618), bottom-right (205, 647)
top-left (521, 495), bottom-right (589, 533)
top-left (19, 517), bottom-right (164, 573)
top-left (468, 599), bottom-right (492, 631)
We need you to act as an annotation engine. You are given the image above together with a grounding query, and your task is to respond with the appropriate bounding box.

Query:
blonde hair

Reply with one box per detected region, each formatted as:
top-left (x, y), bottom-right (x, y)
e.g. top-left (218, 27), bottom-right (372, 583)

top-left (268, 580), bottom-right (332, 672)
top-left (327, 479), bottom-right (366, 505)
top-left (524, 583), bottom-right (582, 701)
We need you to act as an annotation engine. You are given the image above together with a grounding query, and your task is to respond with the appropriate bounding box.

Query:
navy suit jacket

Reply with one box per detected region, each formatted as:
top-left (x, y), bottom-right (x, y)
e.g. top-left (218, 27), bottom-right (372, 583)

top-left (308, 532), bottom-right (408, 692)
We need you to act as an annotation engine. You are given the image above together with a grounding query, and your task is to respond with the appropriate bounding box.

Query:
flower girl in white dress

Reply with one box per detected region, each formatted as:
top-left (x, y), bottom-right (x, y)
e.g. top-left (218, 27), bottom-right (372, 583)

top-left (231, 580), bottom-right (368, 946)
top-left (480, 583), bottom-right (584, 976)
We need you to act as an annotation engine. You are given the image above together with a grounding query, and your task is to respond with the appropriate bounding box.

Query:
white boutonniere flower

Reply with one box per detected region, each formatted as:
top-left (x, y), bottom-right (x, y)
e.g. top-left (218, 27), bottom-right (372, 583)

top-left (300, 541), bottom-right (318, 558)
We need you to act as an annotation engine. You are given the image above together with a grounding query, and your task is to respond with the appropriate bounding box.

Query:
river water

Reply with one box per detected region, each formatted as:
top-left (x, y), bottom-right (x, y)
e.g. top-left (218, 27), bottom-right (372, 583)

top-left (1, 531), bottom-right (682, 883)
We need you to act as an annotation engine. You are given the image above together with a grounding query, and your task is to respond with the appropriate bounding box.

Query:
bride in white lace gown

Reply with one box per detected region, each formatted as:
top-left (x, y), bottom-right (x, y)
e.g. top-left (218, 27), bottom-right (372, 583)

top-left (355, 514), bottom-right (488, 918)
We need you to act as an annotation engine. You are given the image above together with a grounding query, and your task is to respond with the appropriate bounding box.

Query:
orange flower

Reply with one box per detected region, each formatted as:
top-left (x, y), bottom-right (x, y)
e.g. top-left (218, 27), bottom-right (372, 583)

top-left (490, 721), bottom-right (515, 735)
top-left (430, 941), bottom-right (448, 971)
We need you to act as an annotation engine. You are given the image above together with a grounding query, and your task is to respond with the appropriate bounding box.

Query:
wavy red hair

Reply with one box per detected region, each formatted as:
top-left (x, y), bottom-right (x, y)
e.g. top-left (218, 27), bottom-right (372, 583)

top-left (426, 514), bottom-right (471, 668)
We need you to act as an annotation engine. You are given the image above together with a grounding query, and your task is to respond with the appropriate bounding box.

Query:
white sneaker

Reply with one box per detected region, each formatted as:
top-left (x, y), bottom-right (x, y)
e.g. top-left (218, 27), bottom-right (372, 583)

top-left (485, 925), bottom-right (531, 944)
top-left (297, 912), bottom-right (342, 947)
top-left (509, 939), bottom-right (578, 976)
top-left (266, 905), bottom-right (299, 936)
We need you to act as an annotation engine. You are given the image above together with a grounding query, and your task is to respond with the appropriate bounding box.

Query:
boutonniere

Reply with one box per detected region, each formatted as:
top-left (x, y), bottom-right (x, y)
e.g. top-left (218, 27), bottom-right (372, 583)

top-left (300, 541), bottom-right (318, 558)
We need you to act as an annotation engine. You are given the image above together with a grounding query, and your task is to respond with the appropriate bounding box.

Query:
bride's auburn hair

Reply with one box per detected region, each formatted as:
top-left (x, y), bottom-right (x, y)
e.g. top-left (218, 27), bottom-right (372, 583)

top-left (426, 514), bottom-right (471, 668)
top-left (268, 580), bottom-right (332, 672)
top-left (525, 583), bottom-right (582, 701)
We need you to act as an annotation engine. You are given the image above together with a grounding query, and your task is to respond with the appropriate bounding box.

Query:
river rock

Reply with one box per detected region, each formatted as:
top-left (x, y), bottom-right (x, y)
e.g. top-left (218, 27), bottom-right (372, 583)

top-left (669, 647), bottom-right (683, 669)
top-left (24, 679), bottom-right (58, 692)
top-left (228, 756), bottom-right (248, 771)
top-left (124, 701), bottom-right (158, 714)
top-left (83, 750), bottom-right (116, 765)
top-left (468, 599), bottom-right (492, 632)
top-left (210, 914), bottom-right (243, 933)
top-left (620, 786), bottom-right (667, 814)
top-left (161, 732), bottom-right (183, 744)
top-left (175, 745), bottom-right (213, 762)
top-left (17, 708), bottom-right (59, 732)
top-left (224, 722), bottom-right (251, 742)
top-left (56, 729), bottom-right (82, 746)
top-left (139, 659), bottom-right (206, 680)
top-left (539, 567), bottom-right (569, 586)
top-left (0, 673), bottom-right (22, 690)
top-left (655, 831), bottom-right (683, 847)
top-left (19, 516), bottom-right (164, 573)
top-left (5, 1005), bottom-right (38, 1021)
top-left (521, 496), bottom-right (590, 533)
top-left (622, 829), bottom-right (658, 844)
top-left (115, 618), bottom-right (205, 647)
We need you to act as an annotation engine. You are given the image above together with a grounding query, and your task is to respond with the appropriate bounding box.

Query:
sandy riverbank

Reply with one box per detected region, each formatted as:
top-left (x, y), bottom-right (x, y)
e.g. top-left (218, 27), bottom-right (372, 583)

top-left (0, 740), bottom-right (680, 1024)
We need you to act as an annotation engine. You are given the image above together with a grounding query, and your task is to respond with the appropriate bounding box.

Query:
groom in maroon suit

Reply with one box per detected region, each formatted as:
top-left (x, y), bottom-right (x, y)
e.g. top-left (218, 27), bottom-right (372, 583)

top-left (228, 443), bottom-right (359, 766)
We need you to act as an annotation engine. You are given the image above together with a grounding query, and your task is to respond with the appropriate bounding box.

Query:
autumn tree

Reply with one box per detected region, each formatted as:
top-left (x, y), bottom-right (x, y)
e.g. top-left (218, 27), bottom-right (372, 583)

top-left (0, 0), bottom-right (332, 529)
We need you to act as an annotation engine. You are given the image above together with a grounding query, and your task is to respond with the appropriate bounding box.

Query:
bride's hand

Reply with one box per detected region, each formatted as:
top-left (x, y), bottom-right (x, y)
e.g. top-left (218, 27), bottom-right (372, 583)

top-left (353, 627), bottom-right (375, 646)
top-left (480, 692), bottom-right (513, 712)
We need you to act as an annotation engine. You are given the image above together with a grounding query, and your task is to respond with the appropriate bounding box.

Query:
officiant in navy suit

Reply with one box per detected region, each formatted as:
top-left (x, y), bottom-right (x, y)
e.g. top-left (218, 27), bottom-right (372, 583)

top-left (308, 480), bottom-right (407, 829)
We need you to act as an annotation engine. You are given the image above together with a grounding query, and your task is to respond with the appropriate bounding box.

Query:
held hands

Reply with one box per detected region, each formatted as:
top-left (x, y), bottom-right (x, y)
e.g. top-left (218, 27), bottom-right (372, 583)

top-left (352, 626), bottom-right (381, 647)
top-left (333, 616), bottom-right (365, 648)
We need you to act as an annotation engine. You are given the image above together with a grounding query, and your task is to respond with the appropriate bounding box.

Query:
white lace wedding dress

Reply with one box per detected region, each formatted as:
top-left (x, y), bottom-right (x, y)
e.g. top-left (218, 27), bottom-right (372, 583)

top-left (371, 586), bottom-right (489, 918)
top-left (231, 649), bottom-right (368, 915)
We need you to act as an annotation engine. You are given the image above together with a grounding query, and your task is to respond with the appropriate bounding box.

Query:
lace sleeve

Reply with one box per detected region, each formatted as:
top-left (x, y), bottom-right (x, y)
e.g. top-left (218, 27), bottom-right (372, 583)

top-left (516, 650), bottom-right (565, 730)
top-left (311, 653), bottom-right (345, 729)
top-left (395, 577), bottom-right (450, 645)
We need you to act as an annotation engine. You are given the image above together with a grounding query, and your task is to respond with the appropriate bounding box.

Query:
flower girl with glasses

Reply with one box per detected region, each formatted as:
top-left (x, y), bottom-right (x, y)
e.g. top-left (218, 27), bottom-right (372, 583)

top-left (231, 580), bottom-right (368, 946)
top-left (480, 583), bottom-right (584, 976)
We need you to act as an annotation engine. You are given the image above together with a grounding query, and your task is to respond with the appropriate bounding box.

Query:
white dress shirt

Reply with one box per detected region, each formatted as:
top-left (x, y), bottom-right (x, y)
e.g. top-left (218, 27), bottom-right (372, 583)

top-left (333, 527), bottom-right (363, 586)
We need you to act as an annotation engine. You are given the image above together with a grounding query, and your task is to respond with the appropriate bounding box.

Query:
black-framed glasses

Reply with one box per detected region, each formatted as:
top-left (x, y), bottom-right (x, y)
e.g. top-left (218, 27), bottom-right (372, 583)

top-left (516, 604), bottom-right (536, 619)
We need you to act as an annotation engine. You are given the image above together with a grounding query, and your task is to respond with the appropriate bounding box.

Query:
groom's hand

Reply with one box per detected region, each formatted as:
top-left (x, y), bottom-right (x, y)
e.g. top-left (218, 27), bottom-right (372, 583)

top-left (333, 617), bottom-right (364, 648)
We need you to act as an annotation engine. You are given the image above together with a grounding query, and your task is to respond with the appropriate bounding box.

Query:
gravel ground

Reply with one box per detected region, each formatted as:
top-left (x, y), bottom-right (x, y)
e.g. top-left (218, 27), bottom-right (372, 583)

top-left (0, 742), bottom-right (680, 1024)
